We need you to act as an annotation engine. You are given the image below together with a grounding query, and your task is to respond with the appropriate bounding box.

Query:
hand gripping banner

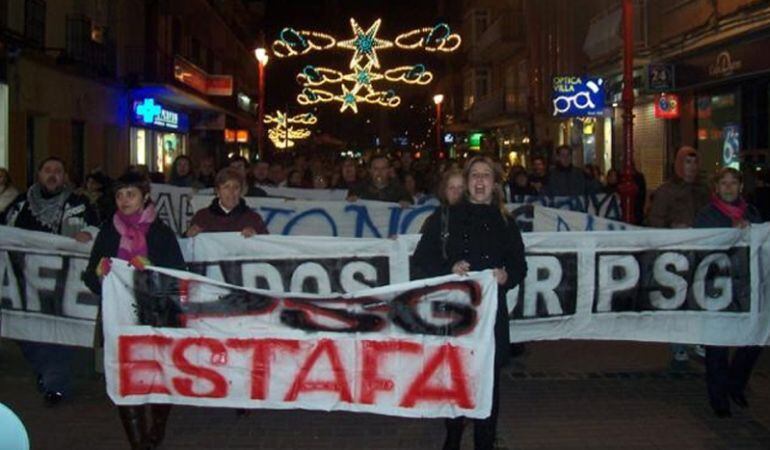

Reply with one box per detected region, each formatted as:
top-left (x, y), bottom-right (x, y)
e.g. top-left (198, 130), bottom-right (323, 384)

top-left (101, 262), bottom-right (499, 418)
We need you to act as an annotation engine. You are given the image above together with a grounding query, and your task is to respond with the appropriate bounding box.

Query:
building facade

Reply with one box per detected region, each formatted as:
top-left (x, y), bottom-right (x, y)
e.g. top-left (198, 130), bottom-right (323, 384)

top-left (0, 0), bottom-right (264, 188)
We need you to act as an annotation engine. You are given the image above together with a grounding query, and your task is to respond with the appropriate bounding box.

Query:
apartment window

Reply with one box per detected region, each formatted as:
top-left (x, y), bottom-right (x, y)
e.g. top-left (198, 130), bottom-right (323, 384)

top-left (473, 10), bottom-right (489, 41)
top-left (463, 75), bottom-right (474, 110)
top-left (505, 63), bottom-right (516, 110)
top-left (24, 0), bottom-right (46, 48)
top-left (71, 121), bottom-right (85, 186)
top-left (517, 59), bottom-right (529, 111)
top-left (172, 16), bottom-right (182, 54)
top-left (475, 68), bottom-right (489, 100)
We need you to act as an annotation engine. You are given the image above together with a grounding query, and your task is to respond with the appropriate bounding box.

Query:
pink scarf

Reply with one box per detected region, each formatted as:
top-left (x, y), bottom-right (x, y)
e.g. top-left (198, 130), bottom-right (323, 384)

top-left (711, 194), bottom-right (748, 226)
top-left (113, 204), bottom-right (157, 260)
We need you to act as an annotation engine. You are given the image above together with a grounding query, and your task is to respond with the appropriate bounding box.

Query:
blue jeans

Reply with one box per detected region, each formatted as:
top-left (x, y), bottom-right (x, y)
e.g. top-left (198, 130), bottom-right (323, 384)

top-left (17, 341), bottom-right (74, 396)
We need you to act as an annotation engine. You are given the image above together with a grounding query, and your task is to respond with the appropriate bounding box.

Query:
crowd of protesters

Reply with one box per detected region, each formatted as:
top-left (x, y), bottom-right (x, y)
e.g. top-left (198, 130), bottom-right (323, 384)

top-left (2, 144), bottom-right (770, 449)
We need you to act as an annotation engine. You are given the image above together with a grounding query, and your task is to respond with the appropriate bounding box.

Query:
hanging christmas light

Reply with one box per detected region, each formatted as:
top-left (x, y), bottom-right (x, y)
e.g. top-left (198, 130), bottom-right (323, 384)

top-left (264, 110), bottom-right (318, 149)
top-left (271, 18), bottom-right (461, 114)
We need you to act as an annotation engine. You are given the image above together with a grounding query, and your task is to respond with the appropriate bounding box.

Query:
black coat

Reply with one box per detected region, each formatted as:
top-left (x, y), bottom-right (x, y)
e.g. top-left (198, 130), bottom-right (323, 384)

top-left (694, 201), bottom-right (762, 229)
top-left (83, 218), bottom-right (186, 296)
top-left (412, 202), bottom-right (528, 367)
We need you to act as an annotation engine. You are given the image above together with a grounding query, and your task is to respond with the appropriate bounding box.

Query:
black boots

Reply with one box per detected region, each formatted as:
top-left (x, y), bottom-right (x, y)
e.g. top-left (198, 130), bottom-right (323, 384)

top-left (118, 406), bottom-right (151, 450)
top-left (118, 404), bottom-right (172, 449)
top-left (148, 404), bottom-right (172, 447)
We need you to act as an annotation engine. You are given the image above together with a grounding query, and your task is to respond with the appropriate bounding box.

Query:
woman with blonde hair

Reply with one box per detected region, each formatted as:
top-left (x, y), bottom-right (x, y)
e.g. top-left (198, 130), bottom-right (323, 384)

top-left (413, 155), bottom-right (527, 449)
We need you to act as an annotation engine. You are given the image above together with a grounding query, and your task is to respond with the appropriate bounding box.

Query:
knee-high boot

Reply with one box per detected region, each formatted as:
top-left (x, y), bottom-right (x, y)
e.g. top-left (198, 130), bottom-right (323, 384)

top-left (148, 404), bottom-right (172, 447)
top-left (118, 406), bottom-right (150, 450)
top-left (443, 417), bottom-right (465, 450)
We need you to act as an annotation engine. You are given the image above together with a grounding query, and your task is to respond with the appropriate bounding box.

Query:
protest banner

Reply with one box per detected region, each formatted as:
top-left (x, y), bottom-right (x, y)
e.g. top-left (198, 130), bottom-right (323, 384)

top-left (102, 264), bottom-right (498, 418)
top-left (191, 196), bottom-right (630, 236)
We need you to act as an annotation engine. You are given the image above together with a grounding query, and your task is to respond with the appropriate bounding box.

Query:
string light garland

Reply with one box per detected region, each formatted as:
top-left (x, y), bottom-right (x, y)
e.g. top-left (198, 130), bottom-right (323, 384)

top-left (271, 18), bottom-right (461, 114)
top-left (264, 110), bottom-right (318, 149)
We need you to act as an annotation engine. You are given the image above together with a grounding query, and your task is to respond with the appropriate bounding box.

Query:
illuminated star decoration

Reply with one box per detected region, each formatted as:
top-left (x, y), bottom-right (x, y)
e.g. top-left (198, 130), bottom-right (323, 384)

top-left (264, 110), bottom-right (318, 149)
top-left (272, 20), bottom-right (461, 114)
top-left (336, 18), bottom-right (393, 69)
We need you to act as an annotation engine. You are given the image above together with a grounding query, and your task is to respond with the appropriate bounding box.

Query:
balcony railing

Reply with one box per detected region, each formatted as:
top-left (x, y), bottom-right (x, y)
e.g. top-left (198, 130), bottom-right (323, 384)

top-left (65, 15), bottom-right (116, 77)
top-left (471, 10), bottom-right (525, 61)
top-left (468, 89), bottom-right (526, 123)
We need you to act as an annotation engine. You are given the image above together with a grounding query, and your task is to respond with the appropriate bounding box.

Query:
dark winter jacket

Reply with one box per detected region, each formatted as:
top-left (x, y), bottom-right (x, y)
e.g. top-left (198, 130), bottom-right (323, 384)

top-left (348, 180), bottom-right (413, 204)
top-left (412, 201), bottom-right (528, 367)
top-left (694, 201), bottom-right (762, 229)
top-left (188, 198), bottom-right (268, 234)
top-left (542, 166), bottom-right (595, 197)
top-left (1, 188), bottom-right (99, 235)
top-left (83, 218), bottom-right (186, 296)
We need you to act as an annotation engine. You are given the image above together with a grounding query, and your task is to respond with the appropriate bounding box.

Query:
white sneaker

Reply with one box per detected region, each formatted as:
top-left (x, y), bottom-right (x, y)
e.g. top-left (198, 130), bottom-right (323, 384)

top-left (674, 349), bottom-right (689, 362)
top-left (694, 345), bottom-right (706, 358)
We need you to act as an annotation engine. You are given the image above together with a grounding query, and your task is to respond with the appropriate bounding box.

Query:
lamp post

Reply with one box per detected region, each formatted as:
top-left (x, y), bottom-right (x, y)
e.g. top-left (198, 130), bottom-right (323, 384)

top-left (254, 48), bottom-right (269, 160)
top-left (433, 94), bottom-right (444, 157)
top-left (618, 0), bottom-right (639, 224)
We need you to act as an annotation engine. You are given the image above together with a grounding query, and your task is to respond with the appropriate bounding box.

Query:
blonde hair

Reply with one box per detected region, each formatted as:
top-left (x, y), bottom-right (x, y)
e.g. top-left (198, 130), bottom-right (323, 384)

top-left (462, 155), bottom-right (509, 221)
top-left (438, 168), bottom-right (463, 205)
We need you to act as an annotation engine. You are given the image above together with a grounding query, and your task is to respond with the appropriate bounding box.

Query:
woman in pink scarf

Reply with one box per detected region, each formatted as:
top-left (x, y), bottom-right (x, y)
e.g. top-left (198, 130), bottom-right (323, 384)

top-left (84, 171), bottom-right (185, 450)
top-left (694, 167), bottom-right (762, 418)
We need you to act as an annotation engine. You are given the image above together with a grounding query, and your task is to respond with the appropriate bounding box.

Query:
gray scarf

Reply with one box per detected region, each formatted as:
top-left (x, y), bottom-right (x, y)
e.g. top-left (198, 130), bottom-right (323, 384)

top-left (27, 183), bottom-right (72, 232)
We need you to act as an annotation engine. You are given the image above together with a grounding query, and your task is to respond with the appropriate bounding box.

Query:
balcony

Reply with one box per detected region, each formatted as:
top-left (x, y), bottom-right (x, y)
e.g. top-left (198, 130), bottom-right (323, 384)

top-left (65, 15), bottom-right (116, 77)
top-left (468, 89), bottom-right (526, 126)
top-left (470, 10), bottom-right (525, 63)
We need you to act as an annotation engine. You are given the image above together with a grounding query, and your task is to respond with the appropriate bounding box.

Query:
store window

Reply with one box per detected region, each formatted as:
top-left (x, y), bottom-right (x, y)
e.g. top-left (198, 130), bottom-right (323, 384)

top-left (696, 90), bottom-right (741, 171)
top-left (131, 128), bottom-right (187, 174)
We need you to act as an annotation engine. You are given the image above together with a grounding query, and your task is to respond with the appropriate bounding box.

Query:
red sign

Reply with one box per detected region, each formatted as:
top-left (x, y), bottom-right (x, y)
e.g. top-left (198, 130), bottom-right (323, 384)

top-left (174, 56), bottom-right (233, 97)
top-left (654, 93), bottom-right (680, 119)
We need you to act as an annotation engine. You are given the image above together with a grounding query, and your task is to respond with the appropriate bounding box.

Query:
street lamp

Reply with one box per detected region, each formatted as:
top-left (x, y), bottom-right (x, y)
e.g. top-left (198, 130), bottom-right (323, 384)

top-left (433, 94), bottom-right (444, 157)
top-left (254, 48), bottom-right (269, 160)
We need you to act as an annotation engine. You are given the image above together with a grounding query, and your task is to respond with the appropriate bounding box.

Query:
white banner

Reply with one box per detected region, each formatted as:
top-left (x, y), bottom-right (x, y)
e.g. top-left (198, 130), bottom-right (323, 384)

top-left (191, 196), bottom-right (631, 236)
top-left (102, 263), bottom-right (497, 418)
top-left (4, 224), bottom-right (770, 349)
top-left (261, 186), bottom-right (349, 201)
top-left (150, 183), bottom-right (196, 236)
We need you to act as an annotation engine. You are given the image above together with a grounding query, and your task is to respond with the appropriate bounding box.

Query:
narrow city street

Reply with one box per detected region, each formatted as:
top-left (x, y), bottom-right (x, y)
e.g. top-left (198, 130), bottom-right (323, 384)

top-left (3, 339), bottom-right (770, 449)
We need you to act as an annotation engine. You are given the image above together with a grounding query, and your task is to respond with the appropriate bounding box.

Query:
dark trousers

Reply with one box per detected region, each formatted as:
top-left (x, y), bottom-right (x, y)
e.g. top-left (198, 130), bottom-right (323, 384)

top-left (705, 345), bottom-right (762, 410)
top-left (443, 368), bottom-right (500, 450)
top-left (18, 340), bottom-right (73, 396)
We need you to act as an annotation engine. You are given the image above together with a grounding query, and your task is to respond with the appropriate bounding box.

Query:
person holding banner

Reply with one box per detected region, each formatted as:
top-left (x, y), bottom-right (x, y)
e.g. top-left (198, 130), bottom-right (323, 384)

top-left (648, 146), bottom-right (710, 364)
top-left (83, 171), bottom-right (186, 450)
top-left (1, 156), bottom-right (99, 407)
top-left (413, 155), bottom-right (527, 450)
top-left (694, 167), bottom-right (763, 418)
top-left (186, 167), bottom-right (268, 238)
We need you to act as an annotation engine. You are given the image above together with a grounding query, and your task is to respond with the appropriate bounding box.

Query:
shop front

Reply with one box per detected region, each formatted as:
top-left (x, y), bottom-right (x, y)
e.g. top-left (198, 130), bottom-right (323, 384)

top-left (674, 32), bottom-right (770, 174)
top-left (130, 97), bottom-right (190, 174)
top-left (551, 75), bottom-right (609, 170)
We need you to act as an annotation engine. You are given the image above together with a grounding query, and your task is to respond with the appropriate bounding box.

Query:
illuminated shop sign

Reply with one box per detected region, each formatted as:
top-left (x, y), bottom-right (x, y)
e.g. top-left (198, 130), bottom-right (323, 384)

top-left (654, 93), bottom-right (680, 119)
top-left (723, 124), bottom-right (740, 168)
top-left (132, 98), bottom-right (189, 132)
top-left (552, 76), bottom-right (605, 117)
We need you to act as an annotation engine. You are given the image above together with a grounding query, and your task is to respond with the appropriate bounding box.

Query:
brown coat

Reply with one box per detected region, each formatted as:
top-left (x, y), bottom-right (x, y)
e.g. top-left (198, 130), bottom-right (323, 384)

top-left (647, 178), bottom-right (710, 228)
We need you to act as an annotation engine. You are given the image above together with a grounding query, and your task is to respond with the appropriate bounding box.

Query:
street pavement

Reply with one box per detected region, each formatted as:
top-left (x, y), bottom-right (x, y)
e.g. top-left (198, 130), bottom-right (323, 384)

top-left (2, 339), bottom-right (770, 450)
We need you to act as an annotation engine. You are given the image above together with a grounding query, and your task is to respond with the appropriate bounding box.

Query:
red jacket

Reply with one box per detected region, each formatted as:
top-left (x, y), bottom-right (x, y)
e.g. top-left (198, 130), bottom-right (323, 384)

top-left (189, 198), bottom-right (268, 234)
